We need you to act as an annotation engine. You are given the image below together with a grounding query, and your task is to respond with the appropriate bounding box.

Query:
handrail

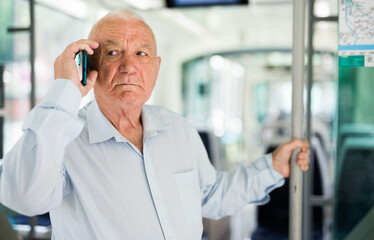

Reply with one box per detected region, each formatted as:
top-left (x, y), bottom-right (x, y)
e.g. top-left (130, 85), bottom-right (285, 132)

top-left (289, 0), bottom-right (306, 239)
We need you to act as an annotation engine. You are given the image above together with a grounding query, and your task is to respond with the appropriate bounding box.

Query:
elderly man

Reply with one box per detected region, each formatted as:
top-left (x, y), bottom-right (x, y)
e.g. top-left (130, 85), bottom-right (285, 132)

top-left (0, 9), bottom-right (309, 240)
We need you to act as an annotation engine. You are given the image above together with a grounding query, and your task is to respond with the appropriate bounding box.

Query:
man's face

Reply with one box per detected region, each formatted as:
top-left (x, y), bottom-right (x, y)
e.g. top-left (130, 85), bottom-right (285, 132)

top-left (91, 18), bottom-right (161, 109)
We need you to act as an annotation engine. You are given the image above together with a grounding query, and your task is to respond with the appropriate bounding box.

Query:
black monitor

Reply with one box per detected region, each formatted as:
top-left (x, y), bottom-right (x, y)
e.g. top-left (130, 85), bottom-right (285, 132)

top-left (166, 0), bottom-right (248, 8)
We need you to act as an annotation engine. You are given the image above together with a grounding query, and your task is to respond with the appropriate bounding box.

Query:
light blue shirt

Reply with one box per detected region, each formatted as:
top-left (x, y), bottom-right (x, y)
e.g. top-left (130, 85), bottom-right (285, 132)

top-left (0, 79), bottom-right (284, 240)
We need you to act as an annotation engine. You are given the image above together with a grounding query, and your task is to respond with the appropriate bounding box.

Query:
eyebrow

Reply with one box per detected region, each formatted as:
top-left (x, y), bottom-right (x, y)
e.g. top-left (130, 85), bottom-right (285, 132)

top-left (102, 40), bottom-right (156, 54)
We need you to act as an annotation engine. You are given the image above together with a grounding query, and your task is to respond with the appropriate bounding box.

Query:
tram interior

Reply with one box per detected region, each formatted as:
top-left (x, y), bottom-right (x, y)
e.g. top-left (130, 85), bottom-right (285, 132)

top-left (1, 0), bottom-right (374, 239)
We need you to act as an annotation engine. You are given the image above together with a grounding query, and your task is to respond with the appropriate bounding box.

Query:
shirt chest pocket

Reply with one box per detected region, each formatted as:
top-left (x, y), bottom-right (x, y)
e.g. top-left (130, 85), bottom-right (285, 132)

top-left (173, 170), bottom-right (202, 226)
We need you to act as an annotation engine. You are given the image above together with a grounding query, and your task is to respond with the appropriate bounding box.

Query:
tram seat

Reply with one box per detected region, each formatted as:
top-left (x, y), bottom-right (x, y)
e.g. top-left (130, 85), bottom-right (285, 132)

top-left (337, 124), bottom-right (374, 150)
top-left (334, 136), bottom-right (374, 240)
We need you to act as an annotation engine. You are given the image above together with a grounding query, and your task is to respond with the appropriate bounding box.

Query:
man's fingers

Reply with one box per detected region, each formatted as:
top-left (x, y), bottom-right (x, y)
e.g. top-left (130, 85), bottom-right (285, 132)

top-left (54, 39), bottom-right (99, 97)
top-left (272, 138), bottom-right (311, 176)
top-left (296, 140), bottom-right (310, 172)
top-left (297, 148), bottom-right (310, 157)
top-left (297, 158), bottom-right (310, 165)
top-left (300, 164), bottom-right (309, 171)
top-left (297, 158), bottom-right (310, 171)
top-left (64, 40), bottom-right (99, 59)
top-left (285, 138), bottom-right (309, 152)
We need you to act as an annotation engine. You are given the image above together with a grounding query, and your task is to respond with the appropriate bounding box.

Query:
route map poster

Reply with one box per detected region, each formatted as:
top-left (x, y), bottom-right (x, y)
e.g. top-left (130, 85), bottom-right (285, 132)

top-left (339, 0), bottom-right (374, 67)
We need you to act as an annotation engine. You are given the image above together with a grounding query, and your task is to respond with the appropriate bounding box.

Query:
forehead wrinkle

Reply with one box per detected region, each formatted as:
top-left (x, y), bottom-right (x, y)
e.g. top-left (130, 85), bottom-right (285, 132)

top-left (104, 40), bottom-right (119, 46)
top-left (91, 19), bottom-right (158, 55)
top-left (102, 39), bottom-right (155, 54)
top-left (139, 43), bottom-right (153, 51)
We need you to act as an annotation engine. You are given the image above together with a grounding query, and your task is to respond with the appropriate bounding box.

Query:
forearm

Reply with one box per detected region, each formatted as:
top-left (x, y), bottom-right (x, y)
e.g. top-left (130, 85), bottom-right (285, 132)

top-left (0, 79), bottom-right (83, 216)
top-left (201, 154), bottom-right (285, 220)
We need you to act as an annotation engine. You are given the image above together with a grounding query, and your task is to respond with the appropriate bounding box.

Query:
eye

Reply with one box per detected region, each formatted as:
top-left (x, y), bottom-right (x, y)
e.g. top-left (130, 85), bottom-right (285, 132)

top-left (107, 50), bottom-right (120, 56)
top-left (104, 50), bottom-right (123, 62)
top-left (136, 51), bottom-right (147, 57)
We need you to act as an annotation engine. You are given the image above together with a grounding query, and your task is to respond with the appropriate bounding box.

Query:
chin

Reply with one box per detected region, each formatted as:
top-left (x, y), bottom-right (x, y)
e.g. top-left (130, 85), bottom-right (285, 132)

top-left (117, 95), bottom-right (139, 107)
top-left (116, 92), bottom-right (149, 108)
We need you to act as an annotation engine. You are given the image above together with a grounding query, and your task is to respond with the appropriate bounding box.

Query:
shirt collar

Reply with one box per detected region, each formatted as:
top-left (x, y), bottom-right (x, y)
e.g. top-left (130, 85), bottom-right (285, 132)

top-left (87, 99), bottom-right (170, 144)
top-left (87, 99), bottom-right (119, 144)
top-left (141, 105), bottom-right (170, 139)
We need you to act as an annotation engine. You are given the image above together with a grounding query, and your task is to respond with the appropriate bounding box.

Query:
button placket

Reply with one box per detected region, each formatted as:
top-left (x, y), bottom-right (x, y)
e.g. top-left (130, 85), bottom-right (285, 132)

top-left (143, 139), bottom-right (177, 240)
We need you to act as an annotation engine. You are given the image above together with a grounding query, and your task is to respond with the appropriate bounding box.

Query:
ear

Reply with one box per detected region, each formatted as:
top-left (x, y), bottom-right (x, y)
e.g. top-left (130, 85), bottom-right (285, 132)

top-left (155, 56), bottom-right (162, 80)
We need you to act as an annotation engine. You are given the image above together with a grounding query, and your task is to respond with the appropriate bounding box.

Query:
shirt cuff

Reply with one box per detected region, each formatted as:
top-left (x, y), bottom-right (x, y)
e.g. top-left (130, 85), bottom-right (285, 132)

top-left (249, 153), bottom-right (285, 205)
top-left (40, 79), bottom-right (82, 116)
top-left (265, 153), bottom-right (285, 182)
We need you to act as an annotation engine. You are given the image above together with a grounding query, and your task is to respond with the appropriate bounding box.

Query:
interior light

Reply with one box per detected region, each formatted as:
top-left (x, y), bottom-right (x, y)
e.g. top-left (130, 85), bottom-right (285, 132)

top-left (315, 0), bottom-right (330, 18)
top-left (210, 55), bottom-right (225, 70)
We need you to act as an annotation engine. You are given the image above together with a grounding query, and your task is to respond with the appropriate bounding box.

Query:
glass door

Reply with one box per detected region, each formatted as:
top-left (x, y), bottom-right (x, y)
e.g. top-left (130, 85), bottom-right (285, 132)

top-left (333, 67), bottom-right (374, 240)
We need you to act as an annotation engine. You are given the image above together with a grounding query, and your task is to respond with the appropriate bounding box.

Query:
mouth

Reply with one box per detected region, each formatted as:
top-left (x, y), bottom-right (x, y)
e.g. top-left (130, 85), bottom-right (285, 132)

top-left (116, 83), bottom-right (139, 87)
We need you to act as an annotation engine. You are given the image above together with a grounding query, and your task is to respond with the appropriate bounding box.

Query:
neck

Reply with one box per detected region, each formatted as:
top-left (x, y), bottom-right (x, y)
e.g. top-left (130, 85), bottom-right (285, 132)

top-left (96, 98), bottom-right (144, 153)
top-left (98, 100), bottom-right (142, 130)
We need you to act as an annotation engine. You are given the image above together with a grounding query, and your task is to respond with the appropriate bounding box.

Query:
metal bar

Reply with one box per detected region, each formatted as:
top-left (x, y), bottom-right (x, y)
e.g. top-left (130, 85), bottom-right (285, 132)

top-left (0, 65), bottom-right (4, 159)
top-left (0, 65), bottom-right (4, 109)
top-left (7, 27), bottom-right (31, 32)
top-left (303, 0), bottom-right (315, 239)
top-left (30, 0), bottom-right (36, 108)
top-left (313, 16), bottom-right (338, 22)
top-left (27, 1), bottom-right (37, 239)
top-left (306, 0), bottom-right (314, 172)
top-left (289, 0), bottom-right (306, 239)
top-left (310, 196), bottom-right (333, 206)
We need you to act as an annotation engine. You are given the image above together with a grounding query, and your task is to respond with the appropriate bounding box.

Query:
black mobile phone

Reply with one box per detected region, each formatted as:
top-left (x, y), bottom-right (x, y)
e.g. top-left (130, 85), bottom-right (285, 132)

top-left (75, 51), bottom-right (87, 86)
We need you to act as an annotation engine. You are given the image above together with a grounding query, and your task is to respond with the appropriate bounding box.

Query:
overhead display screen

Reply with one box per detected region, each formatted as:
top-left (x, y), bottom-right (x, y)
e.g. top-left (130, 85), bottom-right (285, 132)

top-left (166, 0), bottom-right (248, 8)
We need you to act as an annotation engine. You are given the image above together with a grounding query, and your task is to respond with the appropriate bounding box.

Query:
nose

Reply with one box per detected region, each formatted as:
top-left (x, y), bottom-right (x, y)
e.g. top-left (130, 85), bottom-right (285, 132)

top-left (118, 54), bottom-right (136, 75)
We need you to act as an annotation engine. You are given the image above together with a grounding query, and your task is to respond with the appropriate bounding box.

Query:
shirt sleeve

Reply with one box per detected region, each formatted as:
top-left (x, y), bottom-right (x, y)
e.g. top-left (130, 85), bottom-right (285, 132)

top-left (0, 79), bottom-right (83, 216)
top-left (197, 136), bottom-right (285, 220)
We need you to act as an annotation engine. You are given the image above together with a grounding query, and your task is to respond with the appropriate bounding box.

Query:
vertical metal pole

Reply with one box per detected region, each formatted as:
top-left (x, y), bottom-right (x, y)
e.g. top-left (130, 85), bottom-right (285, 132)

top-left (0, 65), bottom-right (4, 159)
top-left (306, 0), bottom-right (314, 147)
top-left (30, 0), bottom-right (36, 109)
top-left (303, 0), bottom-right (315, 239)
top-left (290, 0), bottom-right (306, 239)
top-left (28, 1), bottom-right (37, 239)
